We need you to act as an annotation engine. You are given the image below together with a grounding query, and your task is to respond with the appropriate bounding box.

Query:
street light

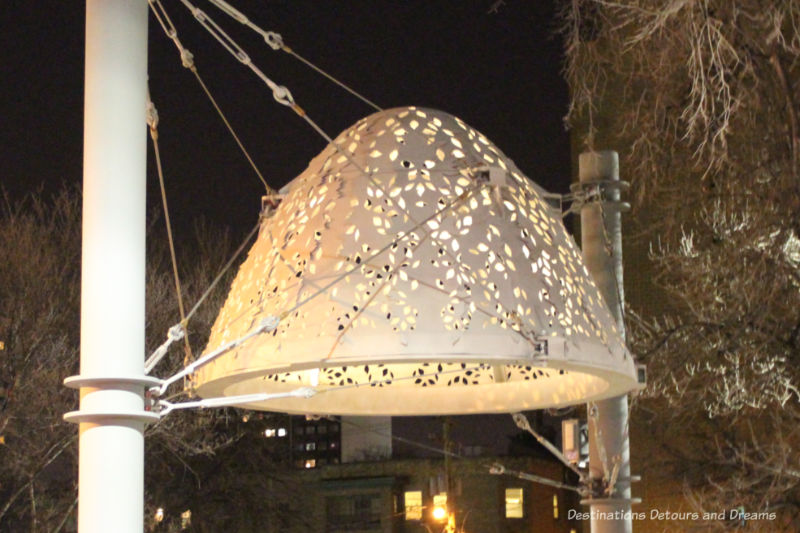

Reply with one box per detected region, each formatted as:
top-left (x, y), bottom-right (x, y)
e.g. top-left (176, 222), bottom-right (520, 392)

top-left (432, 506), bottom-right (447, 521)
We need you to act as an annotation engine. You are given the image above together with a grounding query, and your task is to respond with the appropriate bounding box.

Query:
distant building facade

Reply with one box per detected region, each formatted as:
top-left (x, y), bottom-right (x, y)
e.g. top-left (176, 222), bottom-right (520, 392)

top-left (260, 413), bottom-right (582, 533)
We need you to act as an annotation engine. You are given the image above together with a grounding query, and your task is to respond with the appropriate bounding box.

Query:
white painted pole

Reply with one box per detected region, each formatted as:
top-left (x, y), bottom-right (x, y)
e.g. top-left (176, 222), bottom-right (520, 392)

top-left (579, 151), bottom-right (635, 533)
top-left (63, 2), bottom-right (159, 532)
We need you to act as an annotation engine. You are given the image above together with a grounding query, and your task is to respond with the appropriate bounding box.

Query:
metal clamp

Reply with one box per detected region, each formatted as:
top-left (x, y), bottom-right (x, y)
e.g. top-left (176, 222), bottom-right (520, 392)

top-left (569, 179), bottom-right (631, 212)
top-left (63, 375), bottom-right (163, 425)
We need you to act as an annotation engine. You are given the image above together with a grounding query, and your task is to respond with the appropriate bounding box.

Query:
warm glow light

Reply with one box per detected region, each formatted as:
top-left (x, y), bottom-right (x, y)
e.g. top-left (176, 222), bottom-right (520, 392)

top-left (195, 107), bottom-right (640, 415)
top-left (432, 506), bottom-right (447, 521)
top-left (181, 510), bottom-right (192, 529)
top-left (154, 508), bottom-right (164, 523)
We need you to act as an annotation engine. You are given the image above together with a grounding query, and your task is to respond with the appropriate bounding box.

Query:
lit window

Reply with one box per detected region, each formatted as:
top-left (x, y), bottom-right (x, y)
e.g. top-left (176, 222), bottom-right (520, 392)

top-left (505, 488), bottom-right (523, 518)
top-left (277, 427), bottom-right (287, 437)
top-left (304, 459), bottom-right (316, 469)
top-left (305, 442), bottom-right (316, 451)
top-left (404, 491), bottom-right (422, 520)
top-left (553, 494), bottom-right (559, 519)
top-left (264, 428), bottom-right (276, 438)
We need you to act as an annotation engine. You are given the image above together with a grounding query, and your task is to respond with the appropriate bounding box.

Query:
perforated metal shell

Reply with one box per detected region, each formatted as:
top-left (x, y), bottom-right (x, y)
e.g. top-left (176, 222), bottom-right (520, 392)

top-left (194, 107), bottom-right (638, 415)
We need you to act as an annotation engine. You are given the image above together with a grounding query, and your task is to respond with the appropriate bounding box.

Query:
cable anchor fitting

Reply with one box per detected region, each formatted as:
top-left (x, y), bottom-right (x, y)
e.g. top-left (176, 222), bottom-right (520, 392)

top-left (264, 31), bottom-right (284, 50)
top-left (489, 463), bottom-right (506, 475)
top-left (180, 48), bottom-right (195, 69)
top-left (272, 85), bottom-right (295, 107)
top-left (568, 179), bottom-right (631, 213)
top-left (146, 100), bottom-right (159, 131)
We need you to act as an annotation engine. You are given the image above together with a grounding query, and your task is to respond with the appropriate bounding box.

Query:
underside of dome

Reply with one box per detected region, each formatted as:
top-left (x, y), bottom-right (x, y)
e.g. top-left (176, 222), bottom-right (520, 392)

top-left (193, 106), bottom-right (639, 415)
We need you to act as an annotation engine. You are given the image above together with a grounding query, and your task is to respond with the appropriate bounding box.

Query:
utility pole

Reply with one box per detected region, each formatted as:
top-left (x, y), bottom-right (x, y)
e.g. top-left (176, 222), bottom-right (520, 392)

top-left (63, 2), bottom-right (158, 532)
top-left (442, 417), bottom-right (456, 533)
top-left (578, 151), bottom-right (637, 533)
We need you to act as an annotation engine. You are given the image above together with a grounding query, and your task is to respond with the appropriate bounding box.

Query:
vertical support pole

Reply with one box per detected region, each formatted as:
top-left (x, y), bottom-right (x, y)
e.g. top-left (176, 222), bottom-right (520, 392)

top-left (63, 2), bottom-right (159, 532)
top-left (579, 151), bottom-right (634, 533)
top-left (442, 417), bottom-right (456, 533)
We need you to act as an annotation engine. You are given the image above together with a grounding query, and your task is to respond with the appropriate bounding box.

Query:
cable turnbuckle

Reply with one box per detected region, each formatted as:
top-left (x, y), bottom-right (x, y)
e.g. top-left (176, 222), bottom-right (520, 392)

top-left (264, 31), bottom-right (284, 50)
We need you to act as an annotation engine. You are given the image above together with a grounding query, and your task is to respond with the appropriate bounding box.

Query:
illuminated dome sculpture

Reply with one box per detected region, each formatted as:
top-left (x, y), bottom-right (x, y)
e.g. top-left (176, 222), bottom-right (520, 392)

top-left (193, 107), bottom-right (639, 415)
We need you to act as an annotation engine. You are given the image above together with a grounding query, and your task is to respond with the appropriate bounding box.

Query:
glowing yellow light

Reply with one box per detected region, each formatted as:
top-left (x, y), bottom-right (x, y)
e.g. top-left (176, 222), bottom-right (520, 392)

top-left (432, 506), bottom-right (447, 521)
top-left (154, 508), bottom-right (164, 523)
top-left (181, 509), bottom-right (192, 529)
top-left (193, 107), bottom-right (640, 416)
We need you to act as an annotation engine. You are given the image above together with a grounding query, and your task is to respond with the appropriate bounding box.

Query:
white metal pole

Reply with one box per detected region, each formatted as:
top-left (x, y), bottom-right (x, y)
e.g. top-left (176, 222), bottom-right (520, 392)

top-left (63, 2), bottom-right (159, 532)
top-left (579, 151), bottom-right (636, 533)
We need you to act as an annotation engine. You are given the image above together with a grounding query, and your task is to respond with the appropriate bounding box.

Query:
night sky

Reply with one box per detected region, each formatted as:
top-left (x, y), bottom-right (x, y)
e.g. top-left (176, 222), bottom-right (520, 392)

top-left (2, 0), bottom-right (570, 239)
top-left (2, 1), bottom-right (571, 453)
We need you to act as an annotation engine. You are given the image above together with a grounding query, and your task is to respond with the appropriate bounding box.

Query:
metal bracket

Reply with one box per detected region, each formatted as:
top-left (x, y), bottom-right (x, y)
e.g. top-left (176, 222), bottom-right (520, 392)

top-left (470, 165), bottom-right (506, 187)
top-left (533, 338), bottom-right (549, 356)
top-left (568, 179), bottom-right (631, 213)
top-left (63, 375), bottom-right (163, 425)
top-left (261, 193), bottom-right (284, 216)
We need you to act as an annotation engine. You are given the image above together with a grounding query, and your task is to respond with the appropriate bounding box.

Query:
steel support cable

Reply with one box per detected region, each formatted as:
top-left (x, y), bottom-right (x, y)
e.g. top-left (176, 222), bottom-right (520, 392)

top-left (149, 0), bottom-right (273, 195)
top-left (165, 0), bottom-right (552, 355)
top-left (155, 188), bottom-right (470, 393)
top-left (213, 182), bottom-right (485, 338)
top-left (489, 463), bottom-right (583, 493)
top-left (602, 394), bottom-right (637, 497)
top-left (156, 315), bottom-right (280, 395)
top-left (157, 185), bottom-right (508, 394)
top-left (154, 361), bottom-right (581, 498)
top-left (339, 418), bottom-right (462, 459)
top-left (321, 228), bottom-right (436, 360)
top-left (283, 47), bottom-right (382, 112)
top-left (184, 0), bottom-right (524, 350)
top-left (177, 0), bottom-right (298, 110)
top-left (146, 93), bottom-right (195, 369)
top-left (298, 113), bottom-right (543, 351)
top-left (144, 221), bottom-right (259, 374)
top-left (588, 401), bottom-right (612, 483)
top-left (188, 67), bottom-right (272, 194)
top-left (157, 387), bottom-right (316, 416)
top-left (203, 0), bottom-right (382, 111)
top-left (308, 113), bottom-right (549, 351)
top-left (157, 0), bottom-right (545, 398)
top-left (184, 221), bottom-right (260, 323)
top-left (338, 417), bottom-right (582, 494)
top-left (598, 198), bottom-right (628, 328)
top-left (511, 412), bottom-right (586, 481)
top-left (210, 178), bottom-right (538, 358)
